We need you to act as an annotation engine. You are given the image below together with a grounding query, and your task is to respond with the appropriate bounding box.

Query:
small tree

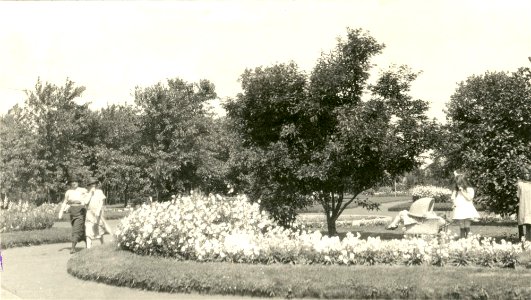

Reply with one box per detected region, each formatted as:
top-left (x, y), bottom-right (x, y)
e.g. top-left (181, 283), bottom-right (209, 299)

top-left (4, 78), bottom-right (93, 203)
top-left (226, 29), bottom-right (437, 234)
top-left (442, 67), bottom-right (531, 214)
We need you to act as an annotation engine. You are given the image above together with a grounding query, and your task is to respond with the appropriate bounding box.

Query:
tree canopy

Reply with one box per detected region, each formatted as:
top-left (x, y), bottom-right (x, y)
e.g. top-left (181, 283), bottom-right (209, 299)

top-left (226, 29), bottom-right (438, 234)
top-left (441, 67), bottom-right (531, 214)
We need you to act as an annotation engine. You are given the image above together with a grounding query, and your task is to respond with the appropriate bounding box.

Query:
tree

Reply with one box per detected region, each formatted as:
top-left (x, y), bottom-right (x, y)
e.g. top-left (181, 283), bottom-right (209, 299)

top-left (226, 29), bottom-right (437, 234)
top-left (0, 108), bottom-right (41, 201)
top-left (87, 104), bottom-right (145, 206)
top-left (442, 67), bottom-right (531, 215)
top-left (134, 78), bottom-right (222, 200)
top-left (5, 78), bottom-right (93, 203)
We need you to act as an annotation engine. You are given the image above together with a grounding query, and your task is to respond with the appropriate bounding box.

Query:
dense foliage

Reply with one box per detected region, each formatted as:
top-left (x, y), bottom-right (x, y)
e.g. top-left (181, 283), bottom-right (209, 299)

top-left (225, 28), bottom-right (438, 233)
top-left (441, 67), bottom-right (531, 215)
top-left (0, 77), bottom-right (231, 204)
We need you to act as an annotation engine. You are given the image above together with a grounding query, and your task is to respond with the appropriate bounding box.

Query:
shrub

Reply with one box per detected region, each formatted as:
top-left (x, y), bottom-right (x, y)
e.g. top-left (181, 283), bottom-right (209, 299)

top-left (410, 185), bottom-right (452, 203)
top-left (115, 193), bottom-right (531, 268)
top-left (0, 200), bottom-right (57, 233)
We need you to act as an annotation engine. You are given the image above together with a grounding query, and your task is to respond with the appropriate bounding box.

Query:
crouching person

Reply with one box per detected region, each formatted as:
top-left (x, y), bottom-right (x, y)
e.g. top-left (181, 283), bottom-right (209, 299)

top-left (386, 197), bottom-right (446, 230)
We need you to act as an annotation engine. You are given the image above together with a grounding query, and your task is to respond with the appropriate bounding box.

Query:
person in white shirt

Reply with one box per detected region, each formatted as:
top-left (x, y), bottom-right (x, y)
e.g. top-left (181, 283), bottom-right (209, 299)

top-left (58, 177), bottom-right (88, 254)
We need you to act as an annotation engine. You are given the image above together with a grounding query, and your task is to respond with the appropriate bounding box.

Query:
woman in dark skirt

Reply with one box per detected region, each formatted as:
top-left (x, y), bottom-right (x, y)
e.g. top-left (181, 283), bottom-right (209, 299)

top-left (58, 177), bottom-right (88, 253)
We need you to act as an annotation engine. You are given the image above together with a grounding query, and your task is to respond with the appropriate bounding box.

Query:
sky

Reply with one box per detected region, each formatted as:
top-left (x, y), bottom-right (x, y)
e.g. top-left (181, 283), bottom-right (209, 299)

top-left (1, 0), bottom-right (530, 121)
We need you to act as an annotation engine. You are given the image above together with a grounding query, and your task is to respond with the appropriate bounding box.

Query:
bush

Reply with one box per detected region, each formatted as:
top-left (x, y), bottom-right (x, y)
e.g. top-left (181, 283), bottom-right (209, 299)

top-left (410, 185), bottom-right (452, 203)
top-left (0, 200), bottom-right (57, 233)
top-left (116, 193), bottom-right (530, 268)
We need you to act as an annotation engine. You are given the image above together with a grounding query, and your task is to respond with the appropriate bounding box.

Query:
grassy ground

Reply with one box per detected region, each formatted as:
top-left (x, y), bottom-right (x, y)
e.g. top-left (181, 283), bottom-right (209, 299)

top-left (56, 209), bottom-right (130, 222)
top-left (68, 243), bottom-right (531, 299)
top-left (388, 201), bottom-right (486, 212)
top-left (1, 227), bottom-right (71, 249)
top-left (299, 195), bottom-right (411, 213)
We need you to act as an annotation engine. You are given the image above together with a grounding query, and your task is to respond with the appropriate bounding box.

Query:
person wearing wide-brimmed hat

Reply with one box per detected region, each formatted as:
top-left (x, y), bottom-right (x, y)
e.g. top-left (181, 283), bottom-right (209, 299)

top-left (386, 197), bottom-right (446, 230)
top-left (58, 176), bottom-right (88, 254)
top-left (84, 177), bottom-right (111, 248)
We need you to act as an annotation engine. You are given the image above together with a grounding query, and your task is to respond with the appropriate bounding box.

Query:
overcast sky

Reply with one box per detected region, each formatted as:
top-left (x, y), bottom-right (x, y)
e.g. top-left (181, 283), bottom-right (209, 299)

top-left (1, 0), bottom-right (530, 121)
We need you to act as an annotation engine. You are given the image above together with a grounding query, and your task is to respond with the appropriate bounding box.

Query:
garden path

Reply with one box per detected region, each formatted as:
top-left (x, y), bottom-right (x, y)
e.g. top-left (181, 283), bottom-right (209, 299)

top-left (1, 220), bottom-right (281, 300)
top-left (1, 200), bottom-right (407, 299)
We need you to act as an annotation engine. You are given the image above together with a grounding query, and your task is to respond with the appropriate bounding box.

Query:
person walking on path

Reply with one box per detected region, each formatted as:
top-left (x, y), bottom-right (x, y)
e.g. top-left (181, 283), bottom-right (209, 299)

top-left (84, 177), bottom-right (112, 249)
top-left (517, 163), bottom-right (531, 241)
top-left (58, 177), bottom-right (88, 254)
top-left (451, 173), bottom-right (480, 239)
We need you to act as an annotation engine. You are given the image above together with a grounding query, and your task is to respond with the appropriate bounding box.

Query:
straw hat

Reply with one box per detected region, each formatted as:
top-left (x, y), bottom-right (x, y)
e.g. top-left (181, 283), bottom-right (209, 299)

top-left (408, 197), bottom-right (435, 218)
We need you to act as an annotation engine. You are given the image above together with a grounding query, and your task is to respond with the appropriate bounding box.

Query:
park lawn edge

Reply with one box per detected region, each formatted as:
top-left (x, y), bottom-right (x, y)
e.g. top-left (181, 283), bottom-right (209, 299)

top-left (68, 243), bottom-right (531, 299)
top-left (1, 227), bottom-right (71, 249)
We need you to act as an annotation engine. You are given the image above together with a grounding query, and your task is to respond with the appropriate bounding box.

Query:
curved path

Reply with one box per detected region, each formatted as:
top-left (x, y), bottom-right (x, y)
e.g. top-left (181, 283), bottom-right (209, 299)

top-left (1, 202), bottom-right (405, 299)
top-left (1, 219), bottom-right (269, 300)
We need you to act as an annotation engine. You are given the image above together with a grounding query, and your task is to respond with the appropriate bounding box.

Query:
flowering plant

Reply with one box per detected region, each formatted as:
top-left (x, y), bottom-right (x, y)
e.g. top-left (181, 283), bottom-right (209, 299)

top-left (410, 185), bottom-right (452, 203)
top-left (0, 200), bottom-right (57, 233)
top-left (115, 193), bottom-right (531, 267)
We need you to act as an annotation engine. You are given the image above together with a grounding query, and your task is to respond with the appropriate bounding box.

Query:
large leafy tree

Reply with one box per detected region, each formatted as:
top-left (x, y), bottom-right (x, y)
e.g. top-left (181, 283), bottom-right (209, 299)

top-left (442, 67), bottom-right (531, 214)
top-left (226, 29), bottom-right (437, 234)
top-left (134, 78), bottom-right (222, 200)
top-left (4, 79), bottom-right (93, 202)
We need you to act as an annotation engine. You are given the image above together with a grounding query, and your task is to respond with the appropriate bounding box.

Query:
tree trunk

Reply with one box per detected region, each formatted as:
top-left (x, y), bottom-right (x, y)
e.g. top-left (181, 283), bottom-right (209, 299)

top-left (326, 214), bottom-right (338, 236)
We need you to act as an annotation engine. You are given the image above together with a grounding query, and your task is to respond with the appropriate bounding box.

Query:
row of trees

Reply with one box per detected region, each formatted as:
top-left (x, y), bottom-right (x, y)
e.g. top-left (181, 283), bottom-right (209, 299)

top-left (0, 78), bottom-right (231, 206)
top-left (1, 28), bottom-right (530, 234)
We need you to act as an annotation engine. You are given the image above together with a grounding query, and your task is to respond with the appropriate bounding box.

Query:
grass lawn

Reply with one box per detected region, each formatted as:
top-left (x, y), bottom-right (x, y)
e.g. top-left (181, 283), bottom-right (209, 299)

top-left (1, 227), bottom-right (71, 249)
top-left (299, 195), bottom-right (411, 213)
top-left (68, 243), bottom-right (531, 299)
top-left (57, 209), bottom-right (130, 222)
top-left (388, 201), bottom-right (487, 212)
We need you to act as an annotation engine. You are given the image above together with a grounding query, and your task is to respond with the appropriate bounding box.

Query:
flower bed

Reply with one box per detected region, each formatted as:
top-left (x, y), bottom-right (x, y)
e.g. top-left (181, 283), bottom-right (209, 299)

top-left (410, 185), bottom-right (452, 203)
top-left (115, 193), bottom-right (531, 268)
top-left (0, 200), bottom-right (57, 233)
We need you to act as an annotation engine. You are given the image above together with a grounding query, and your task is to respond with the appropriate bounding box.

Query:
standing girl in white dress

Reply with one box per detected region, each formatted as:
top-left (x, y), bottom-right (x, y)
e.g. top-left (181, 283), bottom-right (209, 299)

top-left (452, 174), bottom-right (480, 239)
